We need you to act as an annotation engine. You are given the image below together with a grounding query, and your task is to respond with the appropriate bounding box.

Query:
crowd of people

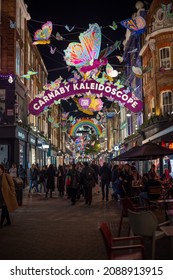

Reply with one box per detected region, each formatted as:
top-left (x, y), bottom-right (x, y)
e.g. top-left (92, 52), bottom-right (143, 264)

top-left (0, 159), bottom-right (173, 228)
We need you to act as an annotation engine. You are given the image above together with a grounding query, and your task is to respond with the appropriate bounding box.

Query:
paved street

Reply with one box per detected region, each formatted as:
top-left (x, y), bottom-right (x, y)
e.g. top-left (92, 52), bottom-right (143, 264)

top-left (0, 187), bottom-right (172, 260)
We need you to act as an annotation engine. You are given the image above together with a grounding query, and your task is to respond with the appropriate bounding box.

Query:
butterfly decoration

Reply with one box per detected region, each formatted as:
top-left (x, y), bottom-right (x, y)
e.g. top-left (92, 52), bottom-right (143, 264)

top-left (21, 70), bottom-right (38, 79)
top-left (109, 21), bottom-right (118, 30)
top-left (48, 116), bottom-right (54, 123)
top-left (64, 23), bottom-right (117, 73)
top-left (10, 20), bottom-right (16, 29)
top-left (43, 76), bottom-right (63, 90)
top-left (55, 32), bottom-right (64, 41)
top-left (62, 112), bottom-right (69, 120)
top-left (68, 71), bottom-right (81, 83)
top-left (54, 100), bottom-right (61, 105)
top-left (106, 63), bottom-right (119, 78)
top-left (65, 25), bottom-right (75, 32)
top-left (120, 16), bottom-right (146, 36)
top-left (32, 21), bottom-right (52, 45)
top-left (50, 46), bottom-right (56, 54)
top-left (132, 66), bottom-right (151, 78)
top-left (161, 3), bottom-right (173, 17)
top-left (116, 55), bottom-right (123, 63)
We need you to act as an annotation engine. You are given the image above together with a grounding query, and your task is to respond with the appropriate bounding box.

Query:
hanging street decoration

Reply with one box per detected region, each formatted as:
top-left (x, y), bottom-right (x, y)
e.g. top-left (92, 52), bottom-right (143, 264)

top-left (28, 79), bottom-right (143, 116)
top-left (69, 118), bottom-right (102, 137)
top-left (63, 23), bottom-right (118, 74)
top-left (32, 21), bottom-right (53, 45)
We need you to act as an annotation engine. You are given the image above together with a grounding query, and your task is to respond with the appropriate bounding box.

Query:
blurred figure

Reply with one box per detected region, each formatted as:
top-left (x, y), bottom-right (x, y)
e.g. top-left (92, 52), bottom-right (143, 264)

top-left (57, 165), bottom-right (65, 197)
top-left (80, 162), bottom-right (97, 205)
top-left (45, 164), bottom-right (56, 198)
top-left (29, 164), bottom-right (39, 194)
top-left (18, 164), bottom-right (27, 189)
top-left (100, 162), bottom-right (112, 201)
top-left (0, 164), bottom-right (18, 227)
top-left (9, 163), bottom-right (17, 178)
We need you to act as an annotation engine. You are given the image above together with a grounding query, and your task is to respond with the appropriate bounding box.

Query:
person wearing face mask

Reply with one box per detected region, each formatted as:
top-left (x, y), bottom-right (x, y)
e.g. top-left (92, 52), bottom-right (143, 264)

top-left (0, 164), bottom-right (18, 228)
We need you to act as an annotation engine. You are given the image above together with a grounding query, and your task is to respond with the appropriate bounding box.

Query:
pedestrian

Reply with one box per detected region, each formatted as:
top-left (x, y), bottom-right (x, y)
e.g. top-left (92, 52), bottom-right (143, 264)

top-left (57, 165), bottom-right (65, 197)
top-left (29, 164), bottom-right (39, 194)
top-left (70, 163), bottom-right (80, 205)
top-left (9, 163), bottom-right (17, 178)
top-left (45, 164), bottom-right (56, 198)
top-left (100, 162), bottom-right (112, 201)
top-left (18, 164), bottom-right (27, 189)
top-left (0, 164), bottom-right (18, 227)
top-left (80, 162), bottom-right (97, 205)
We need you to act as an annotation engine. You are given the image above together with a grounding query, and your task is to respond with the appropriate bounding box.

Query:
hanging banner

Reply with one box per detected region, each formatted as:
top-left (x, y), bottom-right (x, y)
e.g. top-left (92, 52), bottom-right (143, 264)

top-left (29, 80), bottom-right (143, 116)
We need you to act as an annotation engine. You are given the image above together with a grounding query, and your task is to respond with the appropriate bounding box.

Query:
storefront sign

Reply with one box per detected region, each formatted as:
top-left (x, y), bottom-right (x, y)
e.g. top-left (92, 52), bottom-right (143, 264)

top-left (28, 134), bottom-right (36, 145)
top-left (17, 128), bottom-right (27, 141)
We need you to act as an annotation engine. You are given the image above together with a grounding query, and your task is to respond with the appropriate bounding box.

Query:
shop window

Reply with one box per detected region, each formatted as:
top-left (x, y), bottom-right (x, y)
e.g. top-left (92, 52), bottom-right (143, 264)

top-left (162, 91), bottom-right (173, 115)
top-left (159, 47), bottom-right (171, 70)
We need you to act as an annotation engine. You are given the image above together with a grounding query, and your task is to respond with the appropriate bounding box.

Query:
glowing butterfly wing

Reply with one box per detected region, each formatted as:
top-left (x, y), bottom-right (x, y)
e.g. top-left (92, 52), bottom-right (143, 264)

top-left (50, 46), bottom-right (56, 54)
top-left (132, 66), bottom-right (143, 78)
top-left (116, 55), bottom-right (123, 63)
top-left (65, 25), bottom-right (75, 32)
top-left (33, 21), bottom-right (52, 45)
top-left (120, 16), bottom-right (146, 35)
top-left (64, 23), bottom-right (101, 68)
top-left (27, 71), bottom-right (38, 76)
top-left (109, 21), bottom-right (118, 30)
top-left (106, 63), bottom-right (119, 77)
top-left (55, 32), bottom-right (64, 40)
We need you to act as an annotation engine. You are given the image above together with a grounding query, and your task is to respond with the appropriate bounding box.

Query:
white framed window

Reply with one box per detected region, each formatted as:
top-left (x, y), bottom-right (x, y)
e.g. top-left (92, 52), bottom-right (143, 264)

top-left (161, 91), bottom-right (173, 114)
top-left (16, 41), bottom-right (21, 75)
top-left (159, 47), bottom-right (171, 69)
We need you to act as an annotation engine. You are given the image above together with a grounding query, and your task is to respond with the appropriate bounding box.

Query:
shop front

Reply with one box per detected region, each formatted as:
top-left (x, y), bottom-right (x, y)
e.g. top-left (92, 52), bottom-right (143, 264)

top-left (28, 132), bottom-right (37, 168)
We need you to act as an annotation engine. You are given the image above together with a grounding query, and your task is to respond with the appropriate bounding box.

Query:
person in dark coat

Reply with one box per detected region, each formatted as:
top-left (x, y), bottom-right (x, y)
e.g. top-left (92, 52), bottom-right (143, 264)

top-left (80, 162), bottom-right (97, 205)
top-left (100, 162), bottom-right (112, 201)
top-left (45, 164), bottom-right (56, 198)
top-left (57, 165), bottom-right (65, 197)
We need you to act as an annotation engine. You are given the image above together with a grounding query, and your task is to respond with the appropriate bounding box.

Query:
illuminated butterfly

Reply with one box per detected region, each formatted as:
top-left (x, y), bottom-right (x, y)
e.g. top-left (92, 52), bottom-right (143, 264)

top-left (132, 66), bottom-right (151, 78)
top-left (50, 46), bottom-right (56, 54)
top-left (106, 63), bottom-right (120, 78)
top-left (65, 25), bottom-right (75, 32)
top-left (21, 70), bottom-right (38, 79)
top-left (116, 55), bottom-right (123, 63)
top-left (68, 71), bottom-right (81, 83)
top-left (55, 32), bottom-right (64, 41)
top-left (33, 21), bottom-right (52, 45)
top-left (109, 21), bottom-right (118, 30)
top-left (10, 20), bottom-right (16, 29)
top-left (120, 16), bottom-right (146, 36)
top-left (64, 23), bottom-right (117, 73)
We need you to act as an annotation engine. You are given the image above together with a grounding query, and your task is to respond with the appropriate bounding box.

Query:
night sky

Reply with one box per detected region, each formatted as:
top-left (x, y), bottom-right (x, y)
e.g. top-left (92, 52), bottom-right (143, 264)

top-left (24, 0), bottom-right (153, 81)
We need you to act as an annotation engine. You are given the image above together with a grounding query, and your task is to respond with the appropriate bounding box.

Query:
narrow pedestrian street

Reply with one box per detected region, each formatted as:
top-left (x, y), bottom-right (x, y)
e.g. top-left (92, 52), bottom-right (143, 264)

top-left (0, 187), bottom-right (171, 260)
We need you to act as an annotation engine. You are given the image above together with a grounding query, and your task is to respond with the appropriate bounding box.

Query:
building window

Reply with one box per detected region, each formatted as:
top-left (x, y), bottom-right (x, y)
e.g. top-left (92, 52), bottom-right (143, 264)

top-left (16, 41), bottom-right (21, 75)
top-left (0, 0), bottom-right (1, 23)
top-left (159, 47), bottom-right (171, 70)
top-left (162, 91), bottom-right (173, 115)
top-left (0, 36), bottom-right (1, 70)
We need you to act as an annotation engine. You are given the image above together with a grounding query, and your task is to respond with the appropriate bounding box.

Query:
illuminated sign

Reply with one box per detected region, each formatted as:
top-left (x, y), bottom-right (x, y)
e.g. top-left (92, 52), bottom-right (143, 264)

top-left (29, 80), bottom-right (143, 116)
